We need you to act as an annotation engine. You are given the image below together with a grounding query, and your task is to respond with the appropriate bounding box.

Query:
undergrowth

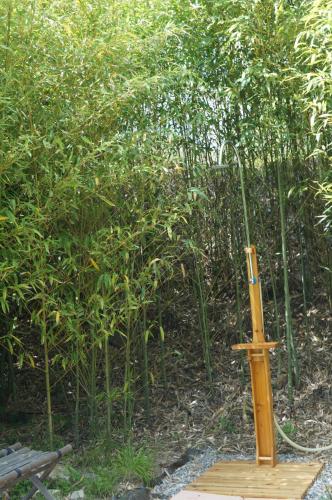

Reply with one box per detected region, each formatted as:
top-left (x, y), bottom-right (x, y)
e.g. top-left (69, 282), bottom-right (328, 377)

top-left (9, 442), bottom-right (154, 499)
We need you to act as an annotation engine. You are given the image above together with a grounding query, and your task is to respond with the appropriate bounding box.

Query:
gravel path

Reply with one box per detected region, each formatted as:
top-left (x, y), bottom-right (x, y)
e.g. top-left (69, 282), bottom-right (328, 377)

top-left (151, 449), bottom-right (332, 499)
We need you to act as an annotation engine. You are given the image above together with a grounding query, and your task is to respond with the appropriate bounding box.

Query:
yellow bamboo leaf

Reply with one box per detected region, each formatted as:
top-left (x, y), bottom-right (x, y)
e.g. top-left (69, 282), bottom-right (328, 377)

top-left (28, 354), bottom-right (35, 368)
top-left (89, 258), bottom-right (100, 271)
top-left (0, 216), bottom-right (8, 221)
top-left (55, 311), bottom-right (60, 325)
top-left (63, 23), bottom-right (72, 35)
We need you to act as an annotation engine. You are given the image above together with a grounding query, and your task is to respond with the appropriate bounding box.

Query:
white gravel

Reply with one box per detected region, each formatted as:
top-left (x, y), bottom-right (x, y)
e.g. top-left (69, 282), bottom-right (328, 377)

top-left (151, 449), bottom-right (332, 499)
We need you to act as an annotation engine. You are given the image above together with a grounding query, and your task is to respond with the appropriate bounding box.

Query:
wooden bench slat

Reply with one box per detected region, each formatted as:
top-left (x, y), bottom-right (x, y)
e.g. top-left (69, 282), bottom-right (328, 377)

top-left (0, 452), bottom-right (47, 476)
top-left (0, 443), bottom-right (22, 458)
top-left (0, 449), bottom-right (34, 468)
top-left (0, 453), bottom-right (57, 489)
top-left (0, 443), bottom-right (72, 494)
top-left (0, 447), bottom-right (30, 460)
top-left (0, 452), bottom-right (49, 476)
top-left (0, 449), bottom-right (32, 469)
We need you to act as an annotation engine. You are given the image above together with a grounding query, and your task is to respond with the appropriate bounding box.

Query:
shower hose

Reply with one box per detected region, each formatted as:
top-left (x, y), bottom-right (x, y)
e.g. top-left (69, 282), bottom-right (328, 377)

top-left (274, 414), bottom-right (332, 452)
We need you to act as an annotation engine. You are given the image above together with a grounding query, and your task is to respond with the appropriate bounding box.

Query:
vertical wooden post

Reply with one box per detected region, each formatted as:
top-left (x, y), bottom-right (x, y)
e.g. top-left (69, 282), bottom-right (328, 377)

top-left (245, 246), bottom-right (265, 344)
top-left (246, 246), bottom-right (276, 466)
top-left (232, 246), bottom-right (277, 466)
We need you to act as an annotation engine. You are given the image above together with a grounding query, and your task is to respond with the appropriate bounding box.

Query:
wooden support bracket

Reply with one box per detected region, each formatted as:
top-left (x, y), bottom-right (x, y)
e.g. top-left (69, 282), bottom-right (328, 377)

top-left (232, 342), bottom-right (279, 351)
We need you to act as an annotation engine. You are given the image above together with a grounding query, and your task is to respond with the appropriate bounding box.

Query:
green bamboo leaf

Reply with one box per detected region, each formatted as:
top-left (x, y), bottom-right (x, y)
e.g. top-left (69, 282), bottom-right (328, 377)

top-left (188, 187), bottom-right (209, 201)
top-left (95, 193), bottom-right (116, 207)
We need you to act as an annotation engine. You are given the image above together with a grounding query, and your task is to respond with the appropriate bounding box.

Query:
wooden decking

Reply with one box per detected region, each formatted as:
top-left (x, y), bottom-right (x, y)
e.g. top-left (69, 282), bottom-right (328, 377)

top-left (172, 461), bottom-right (323, 500)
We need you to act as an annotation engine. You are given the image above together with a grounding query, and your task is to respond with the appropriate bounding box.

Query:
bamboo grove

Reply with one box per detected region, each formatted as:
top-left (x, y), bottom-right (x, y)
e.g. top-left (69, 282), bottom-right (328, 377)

top-left (0, 0), bottom-right (331, 447)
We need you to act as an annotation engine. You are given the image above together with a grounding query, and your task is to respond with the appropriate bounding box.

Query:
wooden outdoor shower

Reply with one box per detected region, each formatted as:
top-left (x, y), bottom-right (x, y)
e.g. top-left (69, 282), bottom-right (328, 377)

top-left (173, 142), bottom-right (321, 499)
top-left (232, 245), bottom-right (278, 467)
top-left (174, 243), bottom-right (323, 499)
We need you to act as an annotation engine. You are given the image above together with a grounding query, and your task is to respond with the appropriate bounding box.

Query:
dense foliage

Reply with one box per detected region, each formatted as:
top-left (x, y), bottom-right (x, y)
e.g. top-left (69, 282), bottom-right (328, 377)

top-left (0, 0), bottom-right (331, 446)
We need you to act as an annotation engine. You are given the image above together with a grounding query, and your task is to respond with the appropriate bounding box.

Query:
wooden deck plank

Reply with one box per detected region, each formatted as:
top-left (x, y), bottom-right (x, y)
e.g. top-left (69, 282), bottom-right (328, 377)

top-left (189, 485), bottom-right (303, 492)
top-left (181, 461), bottom-right (323, 499)
top-left (172, 492), bottom-right (299, 500)
top-left (172, 492), bottom-right (243, 499)
top-left (193, 480), bottom-right (317, 487)
top-left (208, 464), bottom-right (320, 470)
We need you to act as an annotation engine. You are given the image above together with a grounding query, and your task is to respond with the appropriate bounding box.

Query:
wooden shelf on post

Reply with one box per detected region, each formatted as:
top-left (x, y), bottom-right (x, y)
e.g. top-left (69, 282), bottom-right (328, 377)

top-left (232, 341), bottom-right (279, 351)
